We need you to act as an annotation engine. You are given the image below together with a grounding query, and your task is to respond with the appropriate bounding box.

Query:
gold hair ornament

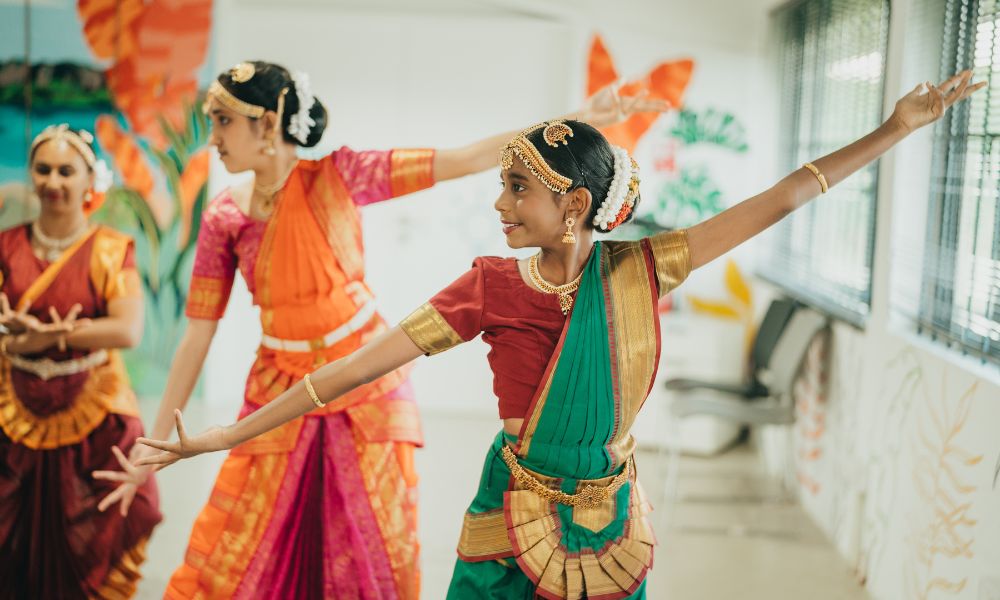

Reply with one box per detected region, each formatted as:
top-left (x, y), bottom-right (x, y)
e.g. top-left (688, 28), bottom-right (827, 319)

top-left (499, 122), bottom-right (574, 194)
top-left (230, 62), bottom-right (256, 83)
top-left (205, 81), bottom-right (265, 118)
top-left (30, 124), bottom-right (97, 167)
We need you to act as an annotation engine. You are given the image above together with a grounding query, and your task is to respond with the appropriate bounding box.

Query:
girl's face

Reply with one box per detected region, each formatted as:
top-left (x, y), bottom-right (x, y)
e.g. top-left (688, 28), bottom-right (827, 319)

top-left (30, 139), bottom-right (93, 217)
top-left (494, 158), bottom-right (571, 250)
top-left (206, 98), bottom-right (271, 173)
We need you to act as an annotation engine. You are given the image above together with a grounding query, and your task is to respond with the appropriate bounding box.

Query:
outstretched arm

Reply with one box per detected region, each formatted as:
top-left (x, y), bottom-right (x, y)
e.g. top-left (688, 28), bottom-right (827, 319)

top-left (685, 71), bottom-right (984, 270)
top-left (136, 326), bottom-right (423, 468)
top-left (433, 84), bottom-right (671, 181)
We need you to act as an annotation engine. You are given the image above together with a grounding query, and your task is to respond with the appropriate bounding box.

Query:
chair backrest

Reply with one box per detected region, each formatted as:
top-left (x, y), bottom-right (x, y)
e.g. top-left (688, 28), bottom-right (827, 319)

top-left (759, 308), bottom-right (828, 397)
top-left (750, 298), bottom-right (799, 373)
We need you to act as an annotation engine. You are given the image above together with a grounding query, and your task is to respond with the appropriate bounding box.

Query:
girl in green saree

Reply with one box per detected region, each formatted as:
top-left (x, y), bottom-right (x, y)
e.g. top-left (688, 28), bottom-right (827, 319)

top-left (136, 71), bottom-right (982, 599)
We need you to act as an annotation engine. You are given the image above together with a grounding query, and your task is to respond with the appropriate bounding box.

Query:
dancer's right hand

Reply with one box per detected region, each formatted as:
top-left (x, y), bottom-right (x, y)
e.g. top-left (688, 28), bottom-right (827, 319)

top-left (134, 409), bottom-right (230, 469)
top-left (93, 445), bottom-right (151, 516)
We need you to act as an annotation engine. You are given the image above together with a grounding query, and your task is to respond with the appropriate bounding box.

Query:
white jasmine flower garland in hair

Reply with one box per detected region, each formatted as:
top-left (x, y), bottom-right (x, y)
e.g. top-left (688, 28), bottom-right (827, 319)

top-left (287, 71), bottom-right (316, 144)
top-left (593, 145), bottom-right (636, 231)
top-left (92, 159), bottom-right (114, 193)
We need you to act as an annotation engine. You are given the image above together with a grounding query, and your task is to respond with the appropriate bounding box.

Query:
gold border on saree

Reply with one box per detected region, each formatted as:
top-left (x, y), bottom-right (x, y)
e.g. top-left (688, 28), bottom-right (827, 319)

top-left (500, 444), bottom-right (632, 509)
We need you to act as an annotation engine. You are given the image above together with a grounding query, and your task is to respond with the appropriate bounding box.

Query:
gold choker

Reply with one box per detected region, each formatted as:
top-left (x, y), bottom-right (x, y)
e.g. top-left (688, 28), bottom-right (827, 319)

top-left (528, 254), bottom-right (582, 315)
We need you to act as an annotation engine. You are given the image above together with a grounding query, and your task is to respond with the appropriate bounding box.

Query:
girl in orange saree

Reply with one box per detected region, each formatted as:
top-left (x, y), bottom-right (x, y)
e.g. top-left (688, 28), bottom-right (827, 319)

top-left (0, 125), bottom-right (161, 598)
top-left (98, 61), bottom-right (665, 599)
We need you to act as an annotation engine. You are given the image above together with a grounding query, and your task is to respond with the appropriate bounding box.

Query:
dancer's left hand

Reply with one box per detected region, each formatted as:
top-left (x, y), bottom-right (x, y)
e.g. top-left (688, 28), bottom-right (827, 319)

top-left (93, 445), bottom-right (149, 516)
top-left (134, 410), bottom-right (229, 469)
top-left (578, 82), bottom-right (672, 128)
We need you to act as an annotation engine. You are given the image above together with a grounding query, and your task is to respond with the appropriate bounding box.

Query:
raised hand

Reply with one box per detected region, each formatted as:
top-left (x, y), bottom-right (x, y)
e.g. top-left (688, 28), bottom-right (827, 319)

top-left (580, 82), bottom-right (672, 128)
top-left (134, 410), bottom-right (229, 470)
top-left (892, 70), bottom-right (986, 133)
top-left (93, 445), bottom-right (150, 516)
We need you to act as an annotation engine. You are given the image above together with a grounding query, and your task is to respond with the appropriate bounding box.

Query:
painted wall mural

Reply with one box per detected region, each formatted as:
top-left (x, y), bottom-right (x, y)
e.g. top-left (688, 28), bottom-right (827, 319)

top-left (905, 380), bottom-right (982, 599)
top-left (795, 325), bottom-right (1000, 600)
top-left (586, 35), bottom-right (750, 235)
top-left (0, 0), bottom-right (213, 395)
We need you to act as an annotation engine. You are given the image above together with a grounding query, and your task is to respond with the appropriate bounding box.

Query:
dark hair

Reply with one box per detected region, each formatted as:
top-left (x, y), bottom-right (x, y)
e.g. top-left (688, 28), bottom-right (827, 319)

top-left (523, 120), bottom-right (641, 232)
top-left (217, 60), bottom-right (328, 148)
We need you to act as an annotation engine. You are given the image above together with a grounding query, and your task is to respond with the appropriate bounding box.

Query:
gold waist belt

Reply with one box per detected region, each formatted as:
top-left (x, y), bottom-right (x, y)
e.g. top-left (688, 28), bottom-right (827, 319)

top-left (6, 349), bottom-right (109, 381)
top-left (500, 444), bottom-right (632, 509)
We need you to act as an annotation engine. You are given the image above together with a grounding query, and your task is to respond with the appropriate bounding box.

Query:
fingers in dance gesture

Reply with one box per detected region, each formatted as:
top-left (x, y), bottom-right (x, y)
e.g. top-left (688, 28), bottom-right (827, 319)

top-left (891, 69), bottom-right (987, 133)
top-left (581, 82), bottom-right (673, 128)
top-left (93, 445), bottom-right (150, 516)
top-left (134, 410), bottom-right (229, 470)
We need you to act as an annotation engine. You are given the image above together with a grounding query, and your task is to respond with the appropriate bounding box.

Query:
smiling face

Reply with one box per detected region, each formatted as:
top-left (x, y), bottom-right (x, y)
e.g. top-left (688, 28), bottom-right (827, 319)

top-left (494, 157), bottom-right (592, 249)
top-left (206, 98), bottom-right (270, 174)
top-left (30, 138), bottom-right (93, 217)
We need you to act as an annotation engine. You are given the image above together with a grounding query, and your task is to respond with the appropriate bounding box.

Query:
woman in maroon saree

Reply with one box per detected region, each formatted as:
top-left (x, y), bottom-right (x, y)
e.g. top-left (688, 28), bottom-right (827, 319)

top-left (0, 125), bottom-right (161, 598)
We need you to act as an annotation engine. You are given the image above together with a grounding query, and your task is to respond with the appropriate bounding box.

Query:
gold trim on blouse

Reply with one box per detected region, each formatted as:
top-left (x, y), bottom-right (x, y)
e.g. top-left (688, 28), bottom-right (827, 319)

top-left (389, 149), bottom-right (435, 198)
top-left (400, 302), bottom-right (464, 356)
top-left (648, 229), bottom-right (691, 297)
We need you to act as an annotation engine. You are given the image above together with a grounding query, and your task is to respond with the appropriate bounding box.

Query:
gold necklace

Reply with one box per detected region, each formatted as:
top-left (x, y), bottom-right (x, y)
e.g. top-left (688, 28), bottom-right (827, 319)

top-left (528, 253), bottom-right (582, 315)
top-left (253, 161), bottom-right (298, 211)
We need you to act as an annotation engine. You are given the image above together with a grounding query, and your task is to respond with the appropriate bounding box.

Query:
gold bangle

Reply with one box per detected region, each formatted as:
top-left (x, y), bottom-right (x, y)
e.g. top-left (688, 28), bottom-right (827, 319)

top-left (802, 162), bottom-right (829, 193)
top-left (303, 373), bottom-right (324, 408)
top-left (0, 336), bottom-right (8, 355)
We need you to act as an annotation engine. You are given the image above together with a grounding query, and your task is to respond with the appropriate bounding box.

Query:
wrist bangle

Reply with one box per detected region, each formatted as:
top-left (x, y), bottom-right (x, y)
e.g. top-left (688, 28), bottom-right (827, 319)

top-left (802, 162), bottom-right (829, 194)
top-left (303, 373), bottom-right (324, 408)
top-left (802, 163), bottom-right (830, 194)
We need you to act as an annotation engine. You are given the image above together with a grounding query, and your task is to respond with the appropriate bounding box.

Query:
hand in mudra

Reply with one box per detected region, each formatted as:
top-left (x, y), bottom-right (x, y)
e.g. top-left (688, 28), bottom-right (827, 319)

top-left (134, 410), bottom-right (229, 470)
top-left (580, 82), bottom-right (673, 128)
top-left (892, 70), bottom-right (986, 133)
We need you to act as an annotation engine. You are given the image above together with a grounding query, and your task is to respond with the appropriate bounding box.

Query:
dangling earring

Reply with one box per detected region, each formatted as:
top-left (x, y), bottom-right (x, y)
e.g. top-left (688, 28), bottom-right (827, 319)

top-left (562, 217), bottom-right (577, 244)
top-left (264, 142), bottom-right (276, 156)
top-left (84, 190), bottom-right (93, 206)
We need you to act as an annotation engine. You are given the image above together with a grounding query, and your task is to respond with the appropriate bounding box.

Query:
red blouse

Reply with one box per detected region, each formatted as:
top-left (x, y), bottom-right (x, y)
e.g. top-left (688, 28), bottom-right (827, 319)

top-left (428, 256), bottom-right (565, 418)
top-left (408, 231), bottom-right (692, 420)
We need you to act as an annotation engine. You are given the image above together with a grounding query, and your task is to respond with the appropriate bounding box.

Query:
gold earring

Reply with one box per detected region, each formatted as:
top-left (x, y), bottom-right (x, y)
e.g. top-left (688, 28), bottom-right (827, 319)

top-left (562, 217), bottom-right (576, 244)
top-left (264, 142), bottom-right (276, 156)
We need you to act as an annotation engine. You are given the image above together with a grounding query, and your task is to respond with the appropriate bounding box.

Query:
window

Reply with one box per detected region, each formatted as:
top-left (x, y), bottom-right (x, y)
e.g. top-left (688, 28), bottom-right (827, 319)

top-left (763, 0), bottom-right (891, 326)
top-left (904, 0), bottom-right (1000, 364)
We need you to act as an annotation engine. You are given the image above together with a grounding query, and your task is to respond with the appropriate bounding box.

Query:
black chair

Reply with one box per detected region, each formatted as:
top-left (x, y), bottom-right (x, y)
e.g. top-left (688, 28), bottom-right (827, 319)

top-left (663, 297), bottom-right (799, 400)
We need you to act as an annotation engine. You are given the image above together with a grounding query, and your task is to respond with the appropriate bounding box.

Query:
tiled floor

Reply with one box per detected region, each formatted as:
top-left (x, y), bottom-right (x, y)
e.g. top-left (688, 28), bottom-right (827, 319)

top-left (135, 402), bottom-right (870, 599)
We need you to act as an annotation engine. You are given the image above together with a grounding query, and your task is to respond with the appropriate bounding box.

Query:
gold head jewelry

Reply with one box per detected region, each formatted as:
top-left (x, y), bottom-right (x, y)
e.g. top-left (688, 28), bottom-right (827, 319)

top-left (230, 62), bottom-right (256, 83)
top-left (499, 122), bottom-right (574, 194)
top-left (542, 121), bottom-right (574, 147)
top-left (205, 81), bottom-right (265, 118)
top-left (30, 124), bottom-right (97, 167)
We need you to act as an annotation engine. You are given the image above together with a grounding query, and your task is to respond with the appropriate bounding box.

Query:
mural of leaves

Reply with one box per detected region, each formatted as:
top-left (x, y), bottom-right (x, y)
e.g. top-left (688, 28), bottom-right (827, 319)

top-left (994, 452), bottom-right (999, 491)
top-left (905, 380), bottom-right (982, 599)
top-left (654, 165), bottom-right (724, 228)
top-left (793, 330), bottom-right (831, 497)
top-left (77, 0), bottom-right (212, 148)
top-left (858, 349), bottom-right (922, 587)
top-left (75, 0), bottom-right (213, 393)
top-left (670, 107), bottom-right (750, 152)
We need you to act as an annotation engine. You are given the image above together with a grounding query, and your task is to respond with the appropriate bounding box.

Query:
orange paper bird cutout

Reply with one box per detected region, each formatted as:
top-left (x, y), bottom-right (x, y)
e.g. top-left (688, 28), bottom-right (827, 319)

top-left (587, 35), bottom-right (695, 153)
